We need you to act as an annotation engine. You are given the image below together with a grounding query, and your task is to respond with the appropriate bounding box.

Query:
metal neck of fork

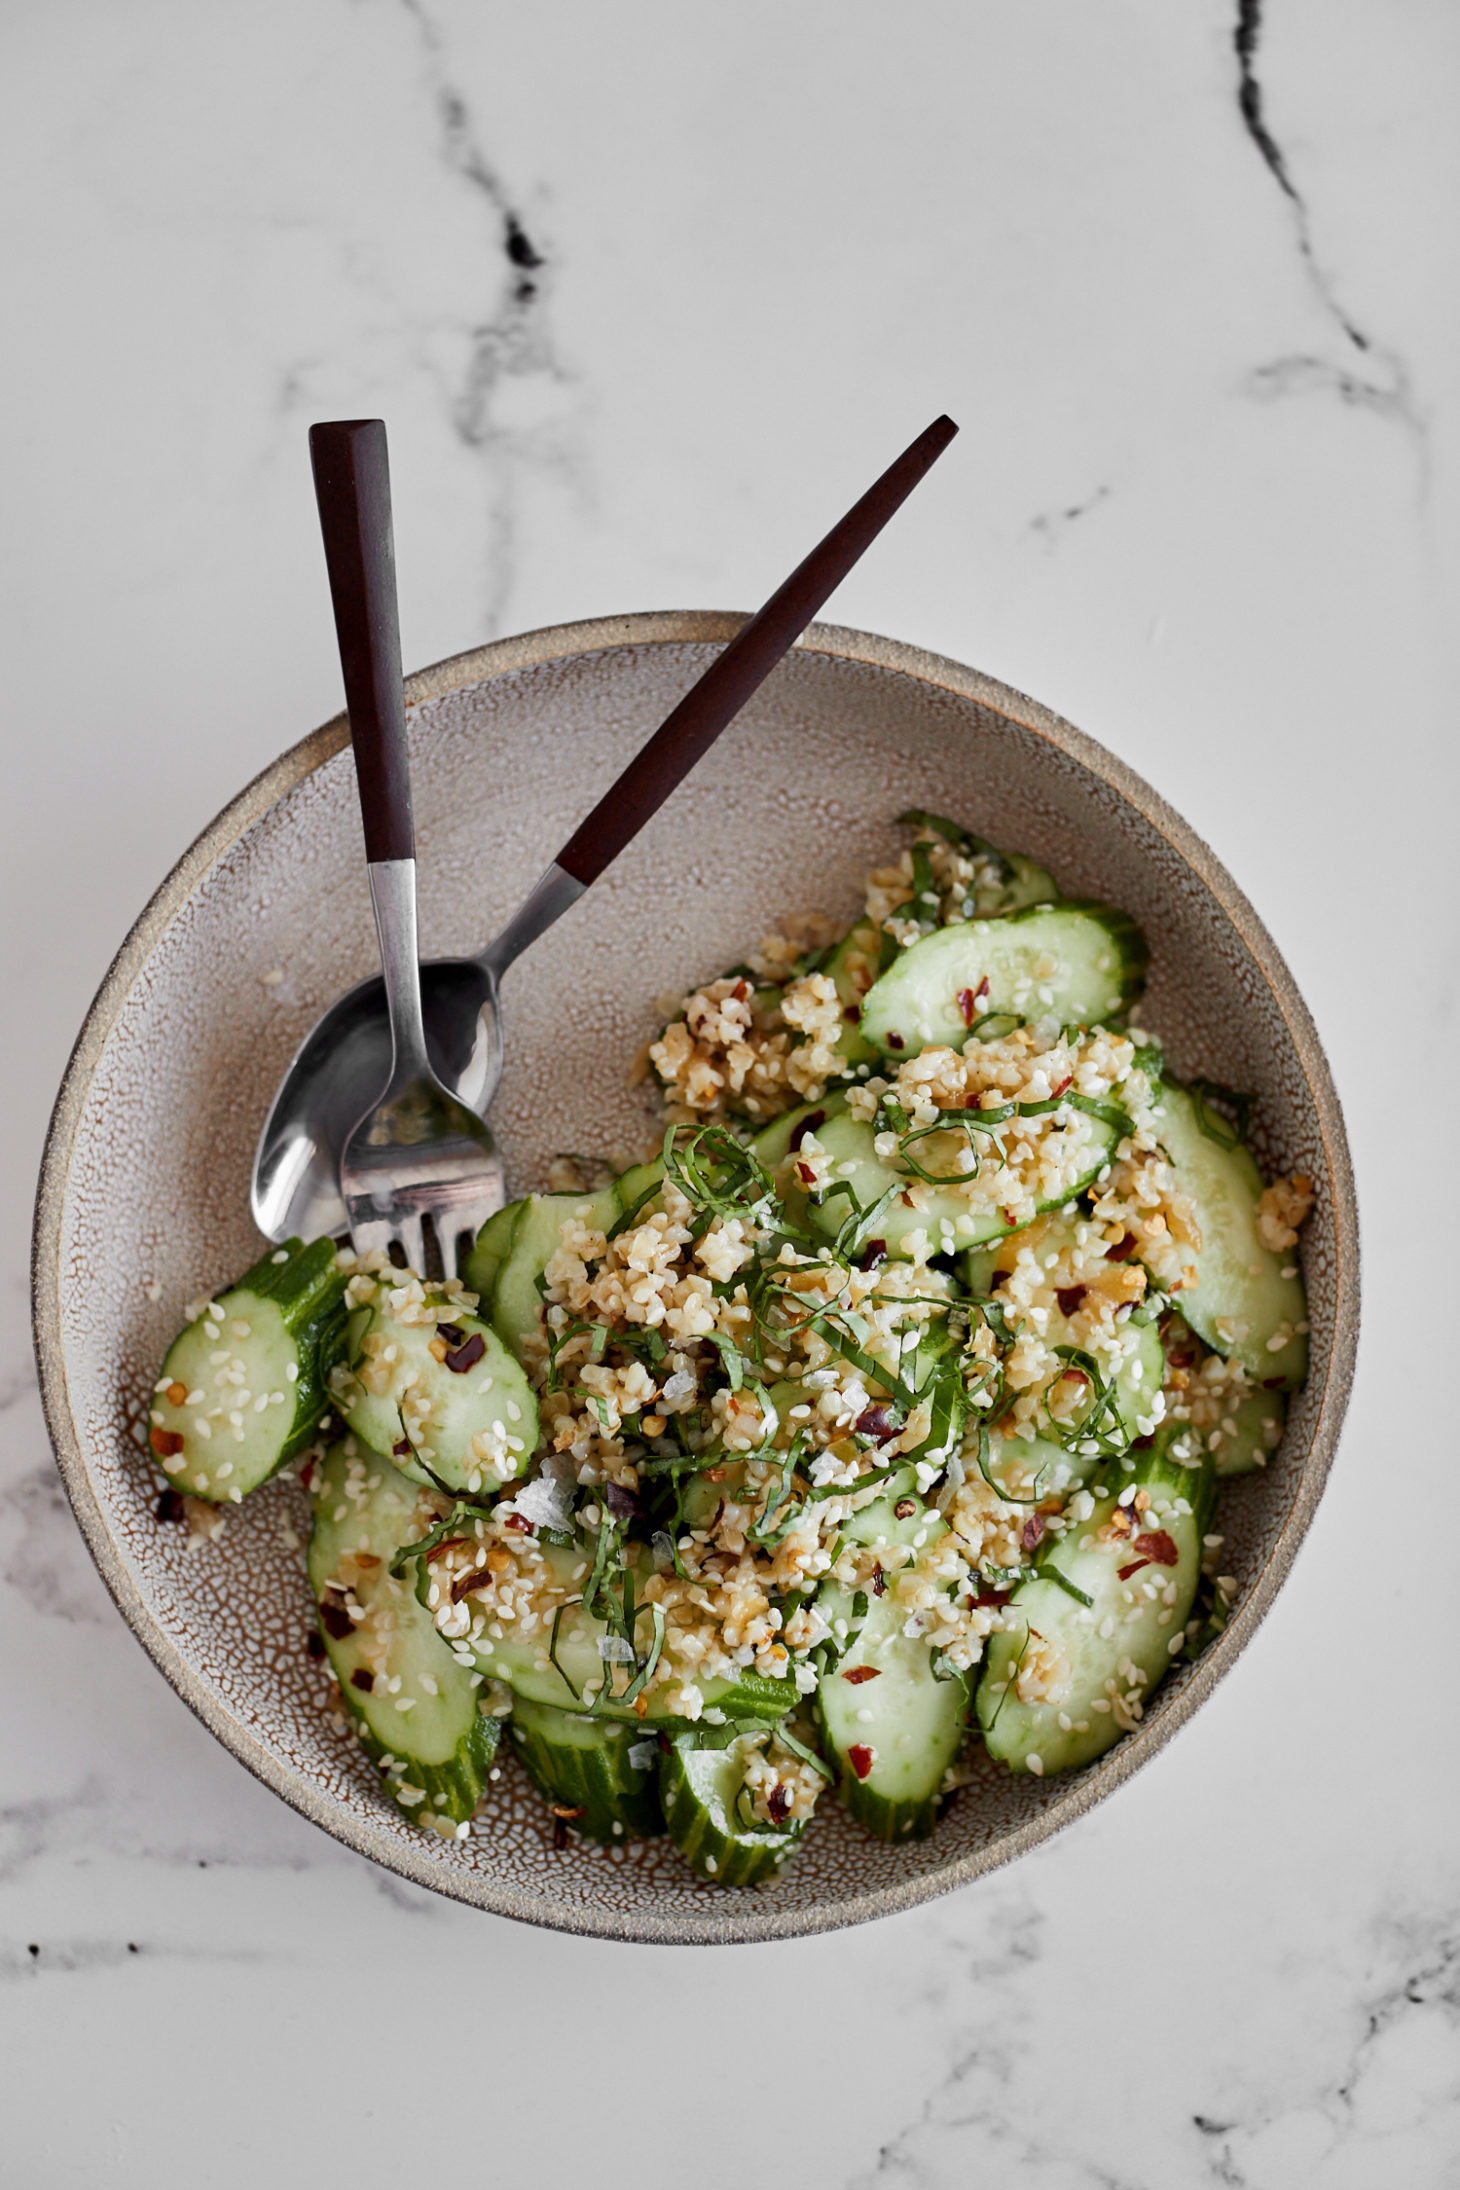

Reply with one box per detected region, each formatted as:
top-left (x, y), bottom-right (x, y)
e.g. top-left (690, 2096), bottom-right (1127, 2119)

top-left (476, 860), bottom-right (586, 981)
top-left (367, 858), bottom-right (433, 1088)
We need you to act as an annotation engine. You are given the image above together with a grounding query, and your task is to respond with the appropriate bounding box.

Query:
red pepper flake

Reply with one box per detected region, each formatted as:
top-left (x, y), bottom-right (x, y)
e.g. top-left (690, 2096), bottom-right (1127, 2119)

top-left (426, 1537), bottom-right (469, 1563)
top-left (1021, 1514), bottom-right (1045, 1552)
top-left (767, 1782), bottom-right (792, 1824)
top-left (842, 1665), bottom-right (881, 1684)
top-left (789, 1108), bottom-right (826, 1153)
top-left (956, 978), bottom-right (991, 1025)
top-left (444, 1331), bottom-right (486, 1375)
top-left (1117, 1557), bottom-right (1150, 1581)
top-left (848, 1744), bottom-right (876, 1781)
top-left (1105, 1233), bottom-right (1138, 1263)
top-left (871, 1562), bottom-right (887, 1597)
top-left (846, 1004), bottom-right (862, 1023)
top-left (887, 1032), bottom-right (905, 1051)
top-left (731, 978), bottom-right (750, 1002)
top-left (1049, 1074), bottom-right (1073, 1098)
top-left (855, 1403), bottom-right (903, 1443)
top-left (604, 1481), bottom-right (638, 1519)
top-left (972, 1585), bottom-right (1012, 1608)
top-left (154, 1488), bottom-right (186, 1524)
top-left (859, 1238), bottom-right (888, 1272)
top-left (1263, 1375), bottom-right (1286, 1390)
top-left (504, 1513), bottom-right (531, 1532)
top-left (299, 1457), bottom-right (317, 1492)
top-left (1055, 1284), bottom-right (1088, 1317)
top-left (392, 1437), bottom-right (413, 1458)
top-left (349, 1667), bottom-right (374, 1692)
top-left (551, 1803), bottom-right (586, 1819)
top-left (305, 1630), bottom-right (326, 1660)
top-left (450, 1567), bottom-right (495, 1604)
top-left (320, 1597), bottom-right (356, 1640)
top-left (1134, 1529), bottom-right (1178, 1567)
top-left (1131, 1433), bottom-right (1155, 1451)
top-left (796, 1161), bottom-right (817, 1188)
top-left (435, 1321), bottom-right (465, 1348)
top-left (149, 1426), bottom-right (185, 1460)
top-left (1059, 1366), bottom-right (1089, 1388)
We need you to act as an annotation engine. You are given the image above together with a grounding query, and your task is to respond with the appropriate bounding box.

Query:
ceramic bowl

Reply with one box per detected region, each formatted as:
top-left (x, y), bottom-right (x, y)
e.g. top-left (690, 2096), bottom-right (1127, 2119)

top-left (33, 613), bottom-right (1358, 1943)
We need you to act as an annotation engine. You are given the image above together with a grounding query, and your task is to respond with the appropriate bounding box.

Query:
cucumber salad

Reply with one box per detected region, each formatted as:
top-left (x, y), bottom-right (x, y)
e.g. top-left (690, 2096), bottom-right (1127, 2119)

top-left (146, 812), bottom-right (1315, 1885)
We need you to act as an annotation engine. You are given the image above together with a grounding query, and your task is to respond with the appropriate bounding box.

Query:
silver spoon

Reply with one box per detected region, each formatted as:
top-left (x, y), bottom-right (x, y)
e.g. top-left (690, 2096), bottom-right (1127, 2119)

top-left (251, 412), bottom-right (960, 1247)
top-left (308, 420), bottom-right (508, 1281)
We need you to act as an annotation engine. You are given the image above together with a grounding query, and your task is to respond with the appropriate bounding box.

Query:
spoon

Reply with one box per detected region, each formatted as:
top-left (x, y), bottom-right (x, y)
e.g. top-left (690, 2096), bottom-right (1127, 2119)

top-left (252, 412), bottom-right (960, 1246)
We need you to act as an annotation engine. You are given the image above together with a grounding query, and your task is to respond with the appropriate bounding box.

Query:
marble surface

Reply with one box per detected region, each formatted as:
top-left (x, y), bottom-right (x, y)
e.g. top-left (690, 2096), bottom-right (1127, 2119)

top-left (4, 1), bottom-right (1458, 2182)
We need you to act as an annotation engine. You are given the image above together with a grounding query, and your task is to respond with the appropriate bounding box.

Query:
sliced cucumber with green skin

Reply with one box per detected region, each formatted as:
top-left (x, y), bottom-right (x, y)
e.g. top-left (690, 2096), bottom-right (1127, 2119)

top-left (860, 902), bottom-right (1148, 1057)
top-left (1201, 1384), bottom-right (1287, 1477)
top-left (748, 1092), bottom-right (848, 1171)
top-left (308, 1438), bottom-right (499, 1828)
top-left (822, 919), bottom-right (891, 1067)
top-left (508, 1696), bottom-right (664, 1842)
top-left (1155, 1080), bottom-right (1308, 1388)
top-left (149, 1237), bottom-right (348, 1503)
top-left (815, 1489), bottom-right (967, 1841)
top-left (491, 1185), bottom-right (621, 1365)
top-left (976, 1320), bottom-right (1164, 1499)
top-left (806, 1106), bottom-right (1122, 1257)
top-left (445, 1538), bottom-right (799, 1728)
top-left (989, 851), bottom-right (1061, 914)
top-left (611, 1158), bottom-right (666, 1224)
top-left (461, 1200), bottom-right (523, 1315)
top-left (976, 1428), bottom-right (1216, 1778)
top-left (660, 1732), bottom-right (803, 1885)
top-left (340, 1292), bottom-right (539, 1496)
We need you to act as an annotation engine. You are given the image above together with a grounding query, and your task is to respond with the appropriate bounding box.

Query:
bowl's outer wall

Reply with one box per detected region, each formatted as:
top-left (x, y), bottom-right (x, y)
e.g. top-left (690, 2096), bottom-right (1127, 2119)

top-left (33, 615), bottom-right (1357, 1944)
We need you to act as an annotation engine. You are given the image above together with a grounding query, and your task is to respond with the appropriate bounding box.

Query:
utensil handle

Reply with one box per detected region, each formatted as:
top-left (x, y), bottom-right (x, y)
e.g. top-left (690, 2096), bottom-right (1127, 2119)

top-left (552, 413), bottom-right (958, 889)
top-left (310, 418), bottom-right (414, 865)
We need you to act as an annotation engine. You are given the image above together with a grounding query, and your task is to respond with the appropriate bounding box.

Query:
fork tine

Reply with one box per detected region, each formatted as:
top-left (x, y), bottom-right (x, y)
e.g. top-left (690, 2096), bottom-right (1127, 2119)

top-left (393, 1212), bottom-right (428, 1278)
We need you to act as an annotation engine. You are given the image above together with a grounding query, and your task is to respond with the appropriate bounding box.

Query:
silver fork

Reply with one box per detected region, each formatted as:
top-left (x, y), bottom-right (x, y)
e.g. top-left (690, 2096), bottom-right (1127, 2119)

top-left (311, 418), bottom-right (505, 1281)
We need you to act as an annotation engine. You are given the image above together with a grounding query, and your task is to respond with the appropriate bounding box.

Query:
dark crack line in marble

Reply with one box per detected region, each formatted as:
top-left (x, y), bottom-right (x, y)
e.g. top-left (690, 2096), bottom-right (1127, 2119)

top-left (1030, 485), bottom-right (1110, 548)
top-left (4, 1936), bottom-right (267, 1980)
top-left (396, 0), bottom-right (575, 637)
top-left (1183, 1912), bottom-right (1460, 2181)
top-left (1233, 0), bottom-right (1424, 449)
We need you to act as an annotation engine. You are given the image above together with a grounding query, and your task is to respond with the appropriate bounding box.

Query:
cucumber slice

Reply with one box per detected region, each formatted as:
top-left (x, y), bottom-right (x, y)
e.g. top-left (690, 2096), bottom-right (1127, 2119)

top-left (976, 1427), bottom-right (1216, 1778)
top-left (448, 1537), bottom-right (799, 1728)
top-left (491, 1185), bottom-right (621, 1364)
top-left (822, 919), bottom-right (890, 1068)
top-left (1202, 1384), bottom-right (1287, 1477)
top-left (747, 1092), bottom-right (848, 1170)
top-left (989, 851), bottom-right (1060, 914)
top-left (461, 1200), bottom-right (523, 1314)
top-left (976, 1319), bottom-right (1164, 1499)
top-left (1156, 1080), bottom-right (1308, 1387)
top-left (508, 1696), bottom-right (664, 1842)
top-left (339, 1290), bottom-right (539, 1496)
top-left (860, 903), bottom-right (1148, 1056)
top-left (148, 1237), bottom-right (348, 1503)
top-left (815, 1489), bottom-right (967, 1841)
top-left (660, 1732), bottom-right (803, 1885)
top-left (805, 1107), bottom-right (1122, 1258)
top-left (308, 1438), bottom-right (499, 1829)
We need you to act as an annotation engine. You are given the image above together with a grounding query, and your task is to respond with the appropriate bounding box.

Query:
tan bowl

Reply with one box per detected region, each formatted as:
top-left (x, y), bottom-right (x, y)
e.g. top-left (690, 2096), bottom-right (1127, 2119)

top-left (32, 614), bottom-right (1358, 1944)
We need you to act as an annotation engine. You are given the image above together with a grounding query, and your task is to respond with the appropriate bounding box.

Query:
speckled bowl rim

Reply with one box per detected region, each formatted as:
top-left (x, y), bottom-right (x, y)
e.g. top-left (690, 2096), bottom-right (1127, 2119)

top-left (32, 612), bottom-right (1359, 1945)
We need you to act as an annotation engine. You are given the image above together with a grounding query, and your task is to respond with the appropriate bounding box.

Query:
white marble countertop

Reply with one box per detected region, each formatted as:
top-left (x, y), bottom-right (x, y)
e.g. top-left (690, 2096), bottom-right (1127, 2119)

top-left (5, 3), bottom-right (1458, 2182)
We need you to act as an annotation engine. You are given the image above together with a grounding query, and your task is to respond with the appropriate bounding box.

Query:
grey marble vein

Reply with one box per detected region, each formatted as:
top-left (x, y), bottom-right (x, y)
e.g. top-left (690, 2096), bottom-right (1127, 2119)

top-left (1232, 0), bottom-right (1424, 450)
top-left (396, 0), bottom-right (581, 635)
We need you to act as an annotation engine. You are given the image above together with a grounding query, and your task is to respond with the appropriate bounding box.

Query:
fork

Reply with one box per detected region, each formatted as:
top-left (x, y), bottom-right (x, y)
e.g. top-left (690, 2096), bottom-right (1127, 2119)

top-left (311, 417), bottom-right (505, 1281)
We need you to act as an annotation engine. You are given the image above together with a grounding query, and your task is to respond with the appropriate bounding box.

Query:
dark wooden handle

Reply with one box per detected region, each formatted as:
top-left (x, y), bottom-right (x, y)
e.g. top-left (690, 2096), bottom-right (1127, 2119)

top-left (554, 414), bottom-right (958, 887)
top-left (309, 418), bottom-right (414, 865)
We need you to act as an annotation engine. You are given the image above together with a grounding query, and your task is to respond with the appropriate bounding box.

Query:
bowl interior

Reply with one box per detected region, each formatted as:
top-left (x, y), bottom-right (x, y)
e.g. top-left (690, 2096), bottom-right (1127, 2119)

top-left (38, 618), bottom-right (1354, 1942)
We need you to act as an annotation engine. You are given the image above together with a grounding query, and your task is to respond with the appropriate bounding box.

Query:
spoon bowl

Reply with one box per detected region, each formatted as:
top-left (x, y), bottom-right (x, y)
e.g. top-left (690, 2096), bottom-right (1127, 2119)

top-left (251, 955), bottom-right (501, 1243)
